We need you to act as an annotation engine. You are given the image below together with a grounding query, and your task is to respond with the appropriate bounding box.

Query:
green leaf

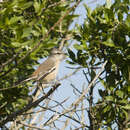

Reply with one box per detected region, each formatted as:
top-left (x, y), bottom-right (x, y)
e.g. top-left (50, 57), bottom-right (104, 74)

top-left (34, 0), bottom-right (41, 14)
top-left (68, 49), bottom-right (76, 62)
top-left (74, 44), bottom-right (84, 50)
top-left (119, 99), bottom-right (128, 104)
top-left (84, 4), bottom-right (92, 16)
top-left (106, 0), bottom-right (112, 9)
top-left (66, 60), bottom-right (76, 65)
top-left (65, 15), bottom-right (79, 21)
top-left (22, 2), bottom-right (33, 9)
top-left (122, 109), bottom-right (128, 119)
top-left (98, 89), bottom-right (105, 97)
top-left (102, 38), bottom-right (116, 47)
top-left (118, 11), bottom-right (123, 21)
top-left (31, 30), bottom-right (40, 37)
top-left (122, 104), bottom-right (130, 110)
top-left (128, 85), bottom-right (130, 93)
top-left (125, 14), bottom-right (130, 27)
top-left (99, 78), bottom-right (107, 88)
top-left (105, 96), bottom-right (114, 102)
top-left (11, 39), bottom-right (33, 47)
top-left (11, 42), bottom-right (21, 47)
top-left (22, 27), bottom-right (32, 38)
top-left (103, 105), bottom-right (111, 113)
top-left (9, 16), bottom-right (23, 25)
top-left (115, 90), bottom-right (124, 98)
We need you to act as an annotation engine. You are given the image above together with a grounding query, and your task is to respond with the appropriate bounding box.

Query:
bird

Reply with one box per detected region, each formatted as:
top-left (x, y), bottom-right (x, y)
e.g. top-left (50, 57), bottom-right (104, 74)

top-left (30, 48), bottom-right (66, 86)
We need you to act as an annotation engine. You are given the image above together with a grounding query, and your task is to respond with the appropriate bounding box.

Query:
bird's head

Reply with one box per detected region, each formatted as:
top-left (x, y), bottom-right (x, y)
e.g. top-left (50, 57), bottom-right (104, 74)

top-left (50, 48), bottom-right (66, 61)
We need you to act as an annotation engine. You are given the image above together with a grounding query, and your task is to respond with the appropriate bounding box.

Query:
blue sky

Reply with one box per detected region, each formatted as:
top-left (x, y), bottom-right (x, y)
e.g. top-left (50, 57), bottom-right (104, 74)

top-left (25, 0), bottom-right (119, 129)
top-left (32, 0), bottom-right (120, 129)
top-left (40, 0), bottom-right (107, 129)
top-left (57, 0), bottom-right (106, 108)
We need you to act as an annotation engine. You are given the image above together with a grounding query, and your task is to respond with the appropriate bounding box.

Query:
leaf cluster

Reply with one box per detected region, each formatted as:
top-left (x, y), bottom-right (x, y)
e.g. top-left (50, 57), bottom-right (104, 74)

top-left (0, 0), bottom-right (75, 119)
top-left (68, 0), bottom-right (130, 128)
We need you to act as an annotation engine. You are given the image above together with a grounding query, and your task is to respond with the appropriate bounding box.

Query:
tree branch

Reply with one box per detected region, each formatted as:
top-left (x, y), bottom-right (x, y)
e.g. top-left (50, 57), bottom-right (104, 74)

top-left (16, 120), bottom-right (46, 130)
top-left (0, 83), bottom-right (61, 127)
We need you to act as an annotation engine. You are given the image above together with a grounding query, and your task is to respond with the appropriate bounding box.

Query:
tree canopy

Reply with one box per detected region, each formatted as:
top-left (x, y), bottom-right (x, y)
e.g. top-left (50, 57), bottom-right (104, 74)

top-left (0, 0), bottom-right (129, 129)
top-left (0, 0), bottom-right (75, 115)
top-left (68, 0), bottom-right (130, 129)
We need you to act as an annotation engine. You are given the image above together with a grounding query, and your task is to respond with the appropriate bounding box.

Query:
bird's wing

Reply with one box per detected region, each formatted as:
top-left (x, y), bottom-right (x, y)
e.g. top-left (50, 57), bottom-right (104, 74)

top-left (31, 57), bottom-right (55, 79)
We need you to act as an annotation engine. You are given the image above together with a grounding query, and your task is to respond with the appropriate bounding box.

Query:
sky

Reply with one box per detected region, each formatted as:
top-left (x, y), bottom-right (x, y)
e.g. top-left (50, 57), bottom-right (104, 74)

top-left (30, 1), bottom-right (104, 129)
top-left (30, 0), bottom-right (119, 129)
top-left (37, 0), bottom-right (107, 129)
top-left (2, 0), bottom-right (114, 129)
top-left (22, 0), bottom-right (108, 129)
top-left (56, 0), bottom-right (106, 109)
top-left (0, 0), bottom-right (119, 129)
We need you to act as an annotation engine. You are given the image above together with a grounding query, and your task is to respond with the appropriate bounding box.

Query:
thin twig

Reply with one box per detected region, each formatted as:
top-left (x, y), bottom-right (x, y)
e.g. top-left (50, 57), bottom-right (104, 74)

top-left (0, 50), bottom-right (22, 72)
top-left (0, 0), bottom-right (81, 78)
top-left (59, 68), bottom-right (80, 81)
top-left (17, 121), bottom-right (45, 130)
top-left (0, 83), bottom-right (61, 127)
top-left (45, 61), bottom-right (107, 126)
top-left (17, 0), bottom-right (81, 64)
top-left (46, 97), bottom-right (69, 109)
top-left (59, 34), bottom-right (72, 50)
top-left (0, 65), bottom-right (56, 91)
top-left (42, 1), bottom-right (64, 12)
top-left (41, 106), bottom-right (89, 128)
top-left (73, 61), bottom-right (107, 107)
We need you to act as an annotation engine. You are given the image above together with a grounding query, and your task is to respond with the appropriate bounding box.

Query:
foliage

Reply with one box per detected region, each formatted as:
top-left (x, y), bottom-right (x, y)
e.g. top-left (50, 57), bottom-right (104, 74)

top-left (0, 0), bottom-right (129, 129)
top-left (68, 0), bottom-right (130, 129)
top-left (0, 0), bottom-right (75, 120)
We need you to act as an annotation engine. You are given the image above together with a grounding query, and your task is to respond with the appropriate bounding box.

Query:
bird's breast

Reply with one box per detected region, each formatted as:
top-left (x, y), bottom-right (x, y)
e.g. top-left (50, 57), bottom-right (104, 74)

top-left (43, 63), bottom-right (59, 83)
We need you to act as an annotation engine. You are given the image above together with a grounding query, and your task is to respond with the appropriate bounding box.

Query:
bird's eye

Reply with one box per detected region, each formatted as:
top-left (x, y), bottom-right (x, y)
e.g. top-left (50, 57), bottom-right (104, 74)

top-left (57, 52), bottom-right (61, 54)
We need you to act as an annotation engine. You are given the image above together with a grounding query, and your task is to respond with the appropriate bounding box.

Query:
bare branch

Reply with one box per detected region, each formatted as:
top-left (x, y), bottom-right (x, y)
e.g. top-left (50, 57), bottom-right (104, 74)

top-left (0, 50), bottom-right (22, 73)
top-left (0, 65), bottom-right (56, 91)
top-left (45, 61), bottom-right (107, 126)
top-left (73, 61), bottom-right (107, 107)
top-left (17, 121), bottom-right (45, 130)
top-left (59, 34), bottom-right (73, 51)
top-left (17, 0), bottom-right (81, 64)
top-left (0, 0), bottom-right (81, 78)
top-left (0, 83), bottom-right (61, 127)
top-left (59, 68), bottom-right (80, 81)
